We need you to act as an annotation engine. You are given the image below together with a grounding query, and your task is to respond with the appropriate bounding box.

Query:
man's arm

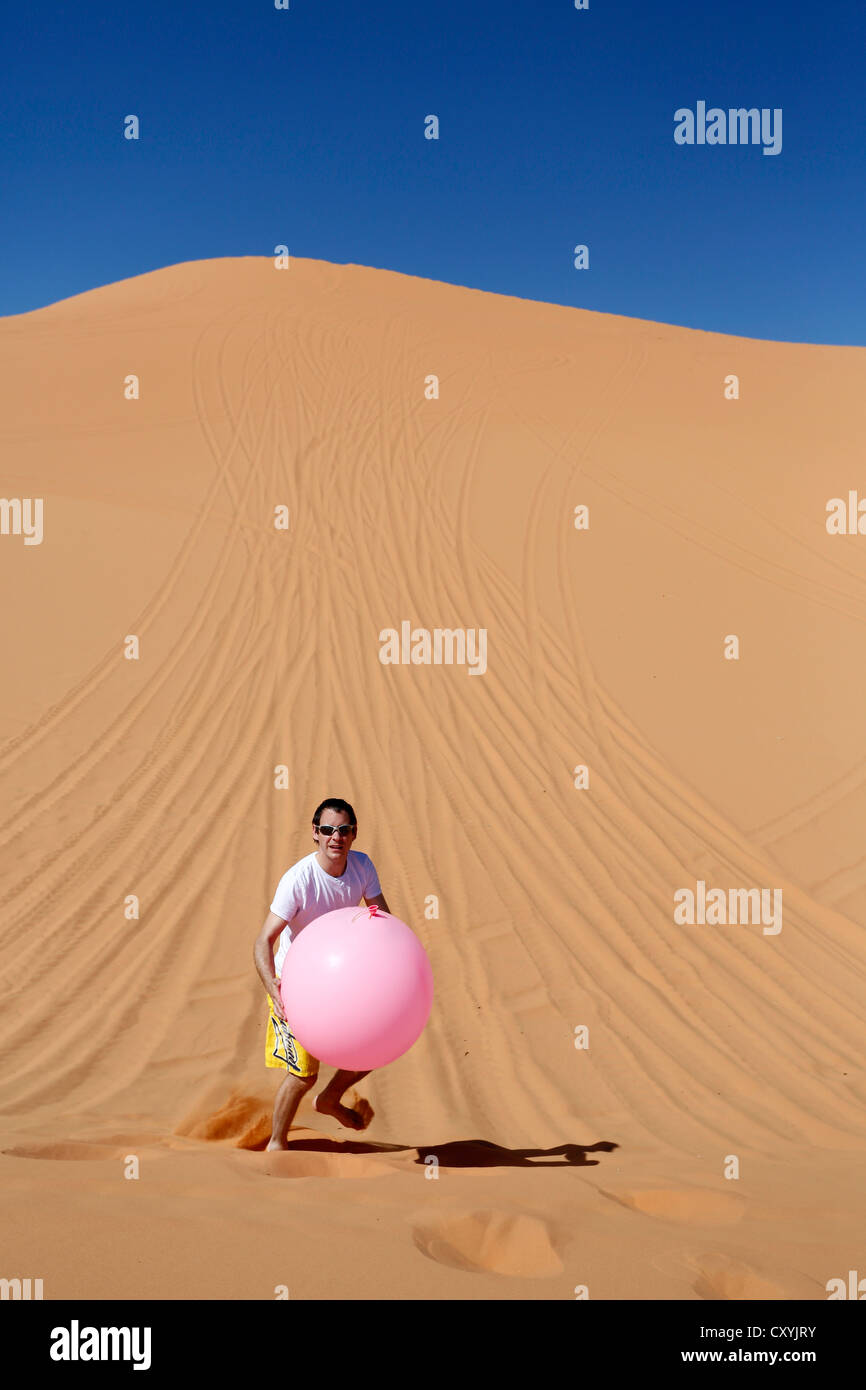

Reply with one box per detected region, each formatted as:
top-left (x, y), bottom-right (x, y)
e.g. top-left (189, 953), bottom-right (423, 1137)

top-left (364, 891), bottom-right (391, 913)
top-left (253, 910), bottom-right (290, 1021)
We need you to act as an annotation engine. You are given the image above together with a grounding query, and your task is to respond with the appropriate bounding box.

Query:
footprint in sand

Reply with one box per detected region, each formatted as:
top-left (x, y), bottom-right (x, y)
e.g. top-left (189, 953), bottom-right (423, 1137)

top-left (411, 1209), bottom-right (563, 1278)
top-left (599, 1185), bottom-right (745, 1225)
top-left (3, 1141), bottom-right (126, 1161)
top-left (692, 1254), bottom-right (788, 1300)
top-left (253, 1149), bottom-right (394, 1179)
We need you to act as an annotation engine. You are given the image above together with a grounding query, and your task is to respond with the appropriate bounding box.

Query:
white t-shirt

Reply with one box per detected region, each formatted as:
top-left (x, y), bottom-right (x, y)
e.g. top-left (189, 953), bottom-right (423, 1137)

top-left (270, 850), bottom-right (382, 977)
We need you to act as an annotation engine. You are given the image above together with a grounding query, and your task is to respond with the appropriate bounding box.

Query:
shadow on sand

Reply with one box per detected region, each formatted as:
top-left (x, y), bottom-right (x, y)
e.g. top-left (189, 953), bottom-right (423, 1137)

top-left (273, 1137), bottom-right (619, 1167)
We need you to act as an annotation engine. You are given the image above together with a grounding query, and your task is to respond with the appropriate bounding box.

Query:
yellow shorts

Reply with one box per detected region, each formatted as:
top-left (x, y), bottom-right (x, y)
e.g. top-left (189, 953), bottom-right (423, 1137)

top-left (265, 982), bottom-right (319, 1078)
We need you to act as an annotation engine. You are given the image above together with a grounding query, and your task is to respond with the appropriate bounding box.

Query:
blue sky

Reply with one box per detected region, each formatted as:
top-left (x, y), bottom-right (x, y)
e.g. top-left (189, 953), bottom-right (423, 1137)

top-left (1, 0), bottom-right (863, 342)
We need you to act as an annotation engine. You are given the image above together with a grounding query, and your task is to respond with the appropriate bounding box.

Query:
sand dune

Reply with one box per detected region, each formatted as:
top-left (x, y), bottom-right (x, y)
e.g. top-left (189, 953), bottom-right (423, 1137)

top-left (1, 256), bottom-right (864, 1299)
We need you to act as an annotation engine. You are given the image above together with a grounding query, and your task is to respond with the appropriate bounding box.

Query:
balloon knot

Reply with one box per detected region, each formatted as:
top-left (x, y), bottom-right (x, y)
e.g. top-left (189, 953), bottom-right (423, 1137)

top-left (350, 903), bottom-right (387, 924)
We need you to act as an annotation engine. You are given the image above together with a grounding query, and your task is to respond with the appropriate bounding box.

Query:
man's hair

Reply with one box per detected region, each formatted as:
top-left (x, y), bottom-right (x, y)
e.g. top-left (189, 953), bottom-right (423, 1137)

top-left (312, 797), bottom-right (357, 828)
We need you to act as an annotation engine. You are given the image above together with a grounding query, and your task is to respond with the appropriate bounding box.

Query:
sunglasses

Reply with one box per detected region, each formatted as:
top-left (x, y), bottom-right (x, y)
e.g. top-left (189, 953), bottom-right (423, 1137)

top-left (316, 824), bottom-right (356, 838)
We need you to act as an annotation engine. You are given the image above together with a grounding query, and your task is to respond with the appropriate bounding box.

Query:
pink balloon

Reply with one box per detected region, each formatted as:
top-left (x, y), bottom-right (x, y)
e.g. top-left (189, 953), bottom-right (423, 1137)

top-left (279, 904), bottom-right (434, 1070)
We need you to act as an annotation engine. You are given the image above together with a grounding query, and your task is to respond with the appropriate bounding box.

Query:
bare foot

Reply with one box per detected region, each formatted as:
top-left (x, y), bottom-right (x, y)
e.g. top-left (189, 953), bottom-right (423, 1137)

top-left (265, 1138), bottom-right (290, 1151)
top-left (313, 1092), bottom-right (374, 1131)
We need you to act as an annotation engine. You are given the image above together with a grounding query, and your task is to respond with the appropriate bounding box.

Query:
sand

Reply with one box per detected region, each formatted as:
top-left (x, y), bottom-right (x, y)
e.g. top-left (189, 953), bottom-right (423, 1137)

top-left (1, 255), bottom-right (864, 1299)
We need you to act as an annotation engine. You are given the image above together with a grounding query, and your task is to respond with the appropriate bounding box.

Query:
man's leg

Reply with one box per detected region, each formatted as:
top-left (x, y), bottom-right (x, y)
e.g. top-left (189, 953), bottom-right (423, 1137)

top-left (313, 1070), bottom-right (374, 1131)
top-left (266, 1070), bottom-right (317, 1151)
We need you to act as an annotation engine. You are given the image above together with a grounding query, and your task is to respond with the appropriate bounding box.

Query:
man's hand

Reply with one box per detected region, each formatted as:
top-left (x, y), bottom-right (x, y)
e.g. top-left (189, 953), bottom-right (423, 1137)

top-left (254, 911), bottom-right (291, 1019)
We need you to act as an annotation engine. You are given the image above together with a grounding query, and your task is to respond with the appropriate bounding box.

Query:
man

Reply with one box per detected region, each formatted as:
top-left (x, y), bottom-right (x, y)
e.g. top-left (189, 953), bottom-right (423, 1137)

top-left (253, 798), bottom-right (390, 1151)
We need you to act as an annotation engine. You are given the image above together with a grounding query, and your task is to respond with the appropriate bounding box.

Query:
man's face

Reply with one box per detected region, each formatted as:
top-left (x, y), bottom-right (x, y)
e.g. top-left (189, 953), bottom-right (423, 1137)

top-left (313, 807), bottom-right (356, 866)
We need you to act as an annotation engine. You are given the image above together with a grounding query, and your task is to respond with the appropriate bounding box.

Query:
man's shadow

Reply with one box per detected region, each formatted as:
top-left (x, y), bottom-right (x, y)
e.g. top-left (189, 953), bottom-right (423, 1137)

top-left (278, 1137), bottom-right (619, 1167)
